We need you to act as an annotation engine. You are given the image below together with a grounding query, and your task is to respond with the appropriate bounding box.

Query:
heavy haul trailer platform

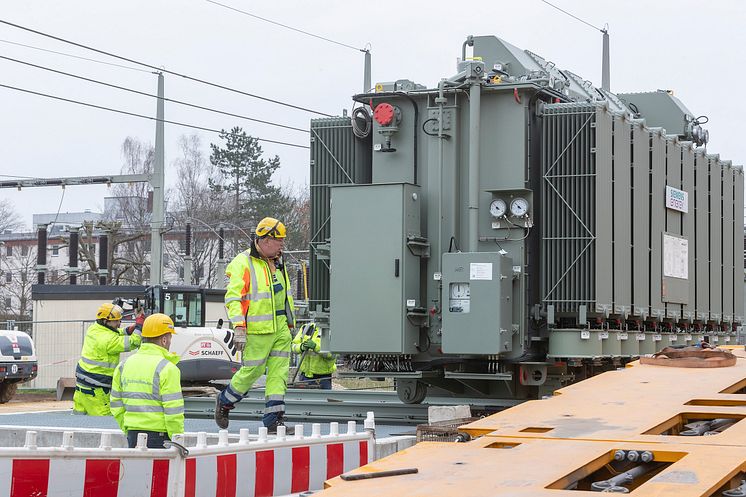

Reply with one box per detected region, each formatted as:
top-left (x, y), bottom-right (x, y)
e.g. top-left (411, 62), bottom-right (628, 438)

top-left (320, 348), bottom-right (746, 496)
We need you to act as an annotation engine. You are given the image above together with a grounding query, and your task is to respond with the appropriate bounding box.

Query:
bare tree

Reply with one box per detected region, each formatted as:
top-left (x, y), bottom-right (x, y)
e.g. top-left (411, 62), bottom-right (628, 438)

top-left (171, 135), bottom-right (224, 221)
top-left (73, 138), bottom-right (154, 285)
top-left (0, 200), bottom-right (24, 233)
top-left (279, 182), bottom-right (310, 252)
top-left (164, 134), bottom-right (227, 286)
top-left (105, 138), bottom-right (154, 284)
top-left (0, 246), bottom-right (37, 319)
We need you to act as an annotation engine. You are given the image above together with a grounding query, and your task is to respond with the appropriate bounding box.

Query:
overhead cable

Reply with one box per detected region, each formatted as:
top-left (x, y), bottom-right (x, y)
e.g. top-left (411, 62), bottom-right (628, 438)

top-left (0, 83), bottom-right (309, 150)
top-left (0, 173), bottom-right (39, 179)
top-left (205, 0), bottom-right (365, 52)
top-left (0, 38), bottom-right (151, 73)
top-left (0, 55), bottom-right (308, 134)
top-left (0, 19), bottom-right (333, 116)
top-left (540, 0), bottom-right (605, 32)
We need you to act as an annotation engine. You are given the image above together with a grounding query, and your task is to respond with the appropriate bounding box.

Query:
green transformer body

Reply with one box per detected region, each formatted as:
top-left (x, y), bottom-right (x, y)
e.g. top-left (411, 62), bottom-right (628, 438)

top-left (309, 35), bottom-right (744, 404)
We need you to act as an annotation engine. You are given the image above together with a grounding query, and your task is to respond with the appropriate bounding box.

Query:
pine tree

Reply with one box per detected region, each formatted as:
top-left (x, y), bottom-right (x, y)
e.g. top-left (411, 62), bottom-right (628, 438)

top-left (208, 127), bottom-right (288, 224)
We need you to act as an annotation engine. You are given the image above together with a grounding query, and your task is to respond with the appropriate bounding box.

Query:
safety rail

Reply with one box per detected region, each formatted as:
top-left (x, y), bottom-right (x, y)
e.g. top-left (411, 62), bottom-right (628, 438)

top-left (0, 415), bottom-right (376, 497)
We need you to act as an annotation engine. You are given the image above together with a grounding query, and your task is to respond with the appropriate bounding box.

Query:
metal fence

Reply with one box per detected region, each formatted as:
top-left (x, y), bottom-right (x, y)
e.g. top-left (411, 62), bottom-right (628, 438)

top-left (0, 320), bottom-right (92, 389)
top-left (2, 317), bottom-right (318, 390)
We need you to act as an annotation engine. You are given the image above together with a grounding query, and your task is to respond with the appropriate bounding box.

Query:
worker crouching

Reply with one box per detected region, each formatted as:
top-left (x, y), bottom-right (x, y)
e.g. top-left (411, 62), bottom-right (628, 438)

top-left (111, 313), bottom-right (184, 449)
top-left (291, 322), bottom-right (336, 389)
top-left (73, 302), bottom-right (144, 416)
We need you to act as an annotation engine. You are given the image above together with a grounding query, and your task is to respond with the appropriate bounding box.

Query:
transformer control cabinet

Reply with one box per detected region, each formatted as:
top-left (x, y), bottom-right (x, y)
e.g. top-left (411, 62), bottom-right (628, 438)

top-left (441, 252), bottom-right (514, 355)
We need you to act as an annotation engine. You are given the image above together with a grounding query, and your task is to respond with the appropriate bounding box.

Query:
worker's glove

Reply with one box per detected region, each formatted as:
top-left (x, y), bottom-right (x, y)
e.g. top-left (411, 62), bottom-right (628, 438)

top-left (300, 340), bottom-right (317, 352)
top-left (126, 310), bottom-right (146, 336)
top-left (233, 326), bottom-right (247, 353)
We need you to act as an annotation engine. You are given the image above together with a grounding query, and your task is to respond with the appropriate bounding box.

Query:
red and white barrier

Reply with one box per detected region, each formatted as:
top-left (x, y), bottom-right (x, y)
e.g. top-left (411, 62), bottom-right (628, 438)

top-left (0, 432), bottom-right (180, 497)
top-left (0, 456), bottom-right (174, 497)
top-left (0, 416), bottom-right (376, 497)
top-left (179, 421), bottom-right (374, 497)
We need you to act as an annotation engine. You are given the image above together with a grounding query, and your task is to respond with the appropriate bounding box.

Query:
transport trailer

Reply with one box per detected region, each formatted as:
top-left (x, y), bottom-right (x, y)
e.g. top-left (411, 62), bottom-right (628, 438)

top-left (320, 347), bottom-right (746, 496)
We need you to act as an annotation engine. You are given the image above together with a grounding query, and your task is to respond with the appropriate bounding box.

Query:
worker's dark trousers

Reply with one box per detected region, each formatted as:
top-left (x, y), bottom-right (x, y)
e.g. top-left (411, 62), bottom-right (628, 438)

top-left (127, 430), bottom-right (170, 449)
top-left (300, 373), bottom-right (332, 390)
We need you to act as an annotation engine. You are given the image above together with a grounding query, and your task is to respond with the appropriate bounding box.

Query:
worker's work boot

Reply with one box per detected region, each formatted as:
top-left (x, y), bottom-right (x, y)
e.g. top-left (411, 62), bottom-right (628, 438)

top-left (266, 415), bottom-right (294, 436)
top-left (214, 397), bottom-right (234, 430)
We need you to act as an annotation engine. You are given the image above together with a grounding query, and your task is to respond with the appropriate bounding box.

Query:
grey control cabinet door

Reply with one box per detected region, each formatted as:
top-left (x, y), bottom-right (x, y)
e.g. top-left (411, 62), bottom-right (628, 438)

top-left (441, 252), bottom-right (513, 355)
top-left (329, 183), bottom-right (420, 354)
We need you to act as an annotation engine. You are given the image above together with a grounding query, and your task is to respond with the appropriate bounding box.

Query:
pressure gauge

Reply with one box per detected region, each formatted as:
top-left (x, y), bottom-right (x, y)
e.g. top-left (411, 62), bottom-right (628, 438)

top-left (510, 197), bottom-right (529, 217)
top-left (489, 199), bottom-right (507, 218)
top-left (449, 283), bottom-right (470, 299)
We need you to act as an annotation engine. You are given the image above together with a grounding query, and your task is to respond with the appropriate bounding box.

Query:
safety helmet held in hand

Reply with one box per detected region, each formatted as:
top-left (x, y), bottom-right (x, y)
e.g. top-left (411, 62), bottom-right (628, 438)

top-left (141, 313), bottom-right (176, 338)
top-left (96, 302), bottom-right (124, 321)
top-left (255, 217), bottom-right (287, 239)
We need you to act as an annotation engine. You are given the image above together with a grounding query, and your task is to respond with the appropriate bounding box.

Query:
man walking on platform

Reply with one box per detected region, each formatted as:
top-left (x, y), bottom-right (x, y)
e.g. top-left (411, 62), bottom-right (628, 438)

top-left (215, 217), bottom-right (295, 433)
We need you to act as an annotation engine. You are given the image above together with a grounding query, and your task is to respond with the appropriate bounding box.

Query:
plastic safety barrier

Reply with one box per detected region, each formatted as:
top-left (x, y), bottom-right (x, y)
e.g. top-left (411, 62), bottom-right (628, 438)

top-left (179, 421), bottom-right (374, 497)
top-left (0, 431), bottom-right (179, 497)
top-left (0, 416), bottom-right (376, 497)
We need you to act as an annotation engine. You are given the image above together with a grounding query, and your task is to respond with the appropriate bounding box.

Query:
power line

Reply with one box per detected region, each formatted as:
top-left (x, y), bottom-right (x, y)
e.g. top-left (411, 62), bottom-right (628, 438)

top-left (0, 83), bottom-right (309, 150)
top-left (0, 55), bottom-right (309, 134)
top-left (205, 0), bottom-right (365, 53)
top-left (0, 19), bottom-right (333, 117)
top-left (0, 174), bottom-right (38, 179)
top-left (48, 188), bottom-right (66, 228)
top-left (0, 38), bottom-right (151, 73)
top-left (540, 0), bottom-right (605, 33)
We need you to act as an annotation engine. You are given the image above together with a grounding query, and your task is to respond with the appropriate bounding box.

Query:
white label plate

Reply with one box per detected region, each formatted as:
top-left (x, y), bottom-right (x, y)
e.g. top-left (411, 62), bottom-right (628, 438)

top-left (470, 263), bottom-right (493, 280)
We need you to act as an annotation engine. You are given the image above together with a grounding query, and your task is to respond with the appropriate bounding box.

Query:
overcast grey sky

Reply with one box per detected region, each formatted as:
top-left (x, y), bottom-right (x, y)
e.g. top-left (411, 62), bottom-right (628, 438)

top-left (1, 0), bottom-right (744, 228)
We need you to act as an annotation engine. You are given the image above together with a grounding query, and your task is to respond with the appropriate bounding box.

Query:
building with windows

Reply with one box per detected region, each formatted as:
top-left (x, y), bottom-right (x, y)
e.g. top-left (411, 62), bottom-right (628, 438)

top-left (0, 209), bottom-right (226, 319)
top-left (1, 202), bottom-right (308, 321)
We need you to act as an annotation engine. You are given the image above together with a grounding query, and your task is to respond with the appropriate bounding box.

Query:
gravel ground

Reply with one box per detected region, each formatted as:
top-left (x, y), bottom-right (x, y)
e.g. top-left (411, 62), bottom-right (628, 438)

top-left (0, 391), bottom-right (68, 414)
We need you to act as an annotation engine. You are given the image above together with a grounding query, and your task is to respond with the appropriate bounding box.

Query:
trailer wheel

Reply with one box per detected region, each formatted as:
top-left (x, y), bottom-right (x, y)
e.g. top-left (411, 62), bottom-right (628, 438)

top-left (396, 380), bottom-right (427, 404)
top-left (0, 382), bottom-right (18, 404)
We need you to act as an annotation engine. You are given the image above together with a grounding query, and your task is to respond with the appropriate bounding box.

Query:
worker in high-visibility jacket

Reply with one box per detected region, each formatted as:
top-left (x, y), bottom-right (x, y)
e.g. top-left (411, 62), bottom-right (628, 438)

top-left (215, 217), bottom-right (296, 433)
top-left (73, 302), bottom-right (144, 416)
top-left (110, 313), bottom-right (184, 449)
top-left (291, 322), bottom-right (336, 390)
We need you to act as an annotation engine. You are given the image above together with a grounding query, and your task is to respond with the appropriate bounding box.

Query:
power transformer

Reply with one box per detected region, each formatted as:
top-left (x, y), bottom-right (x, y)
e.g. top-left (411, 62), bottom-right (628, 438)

top-left (309, 35), bottom-right (744, 403)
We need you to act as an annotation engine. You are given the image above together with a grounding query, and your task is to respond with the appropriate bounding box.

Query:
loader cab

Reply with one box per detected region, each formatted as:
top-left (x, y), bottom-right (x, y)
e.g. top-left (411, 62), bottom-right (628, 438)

top-left (145, 285), bottom-right (206, 328)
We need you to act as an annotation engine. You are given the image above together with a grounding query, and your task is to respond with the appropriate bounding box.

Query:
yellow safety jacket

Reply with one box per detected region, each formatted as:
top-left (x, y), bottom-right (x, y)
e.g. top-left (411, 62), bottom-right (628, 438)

top-left (75, 322), bottom-right (142, 389)
top-left (291, 323), bottom-right (336, 377)
top-left (110, 343), bottom-right (184, 438)
top-left (224, 242), bottom-right (296, 333)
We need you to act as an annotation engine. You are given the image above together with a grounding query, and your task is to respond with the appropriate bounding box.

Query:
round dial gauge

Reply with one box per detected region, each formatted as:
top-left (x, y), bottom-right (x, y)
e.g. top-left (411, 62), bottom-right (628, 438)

top-left (449, 283), bottom-right (470, 299)
top-left (510, 197), bottom-right (529, 217)
top-left (489, 199), bottom-right (507, 218)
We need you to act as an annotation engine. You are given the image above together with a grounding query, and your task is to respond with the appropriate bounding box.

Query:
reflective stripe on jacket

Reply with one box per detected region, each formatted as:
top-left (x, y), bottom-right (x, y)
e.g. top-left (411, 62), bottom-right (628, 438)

top-left (224, 244), bottom-right (296, 333)
top-left (291, 323), bottom-right (336, 377)
top-left (110, 343), bottom-right (184, 438)
top-left (76, 322), bottom-right (142, 389)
